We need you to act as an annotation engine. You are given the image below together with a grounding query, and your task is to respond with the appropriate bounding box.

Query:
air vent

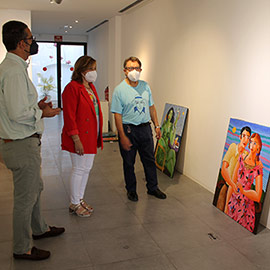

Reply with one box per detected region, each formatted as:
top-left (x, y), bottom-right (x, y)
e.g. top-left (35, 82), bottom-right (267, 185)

top-left (119, 0), bottom-right (144, 13)
top-left (86, 20), bottom-right (109, 33)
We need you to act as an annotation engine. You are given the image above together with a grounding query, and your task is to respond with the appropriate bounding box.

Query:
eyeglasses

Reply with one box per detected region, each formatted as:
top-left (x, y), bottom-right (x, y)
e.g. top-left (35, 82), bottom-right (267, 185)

top-left (125, 67), bottom-right (141, 71)
top-left (24, 36), bottom-right (35, 42)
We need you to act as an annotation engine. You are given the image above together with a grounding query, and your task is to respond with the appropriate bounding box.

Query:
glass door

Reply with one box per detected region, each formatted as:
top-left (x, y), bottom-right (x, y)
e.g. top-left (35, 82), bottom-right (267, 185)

top-left (59, 44), bottom-right (85, 107)
top-left (31, 41), bottom-right (86, 108)
top-left (31, 42), bottom-right (58, 107)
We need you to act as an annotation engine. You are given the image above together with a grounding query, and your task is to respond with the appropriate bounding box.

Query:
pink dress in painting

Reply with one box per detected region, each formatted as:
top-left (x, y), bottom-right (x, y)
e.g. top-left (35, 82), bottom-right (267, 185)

top-left (227, 155), bottom-right (263, 232)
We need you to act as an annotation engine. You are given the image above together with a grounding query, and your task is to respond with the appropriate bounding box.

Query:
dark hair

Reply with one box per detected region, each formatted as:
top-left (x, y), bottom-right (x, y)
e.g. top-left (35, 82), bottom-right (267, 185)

top-left (123, 56), bottom-right (142, 69)
top-left (240, 126), bottom-right (251, 137)
top-left (2, 20), bottom-right (28, 51)
top-left (166, 107), bottom-right (175, 123)
top-left (71, 55), bottom-right (96, 83)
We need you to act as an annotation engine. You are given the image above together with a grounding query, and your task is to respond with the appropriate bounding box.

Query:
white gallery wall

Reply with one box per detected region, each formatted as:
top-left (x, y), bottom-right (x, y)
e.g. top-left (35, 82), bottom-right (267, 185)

top-left (87, 22), bottom-right (109, 101)
top-left (117, 0), bottom-right (270, 226)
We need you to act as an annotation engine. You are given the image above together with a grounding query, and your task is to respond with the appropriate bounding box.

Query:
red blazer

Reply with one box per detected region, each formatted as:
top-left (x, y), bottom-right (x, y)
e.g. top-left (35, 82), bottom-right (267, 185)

top-left (61, 80), bottom-right (103, 154)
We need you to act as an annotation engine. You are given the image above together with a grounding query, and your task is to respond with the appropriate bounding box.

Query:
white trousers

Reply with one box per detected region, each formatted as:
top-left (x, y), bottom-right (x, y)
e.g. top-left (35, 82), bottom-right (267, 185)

top-left (69, 153), bottom-right (95, 205)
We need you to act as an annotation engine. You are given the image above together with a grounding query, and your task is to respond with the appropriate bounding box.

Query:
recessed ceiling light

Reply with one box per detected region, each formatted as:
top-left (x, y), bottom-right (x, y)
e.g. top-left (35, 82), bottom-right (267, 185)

top-left (69, 26), bottom-right (73, 29)
top-left (50, 0), bottom-right (53, 3)
top-left (75, 20), bottom-right (79, 23)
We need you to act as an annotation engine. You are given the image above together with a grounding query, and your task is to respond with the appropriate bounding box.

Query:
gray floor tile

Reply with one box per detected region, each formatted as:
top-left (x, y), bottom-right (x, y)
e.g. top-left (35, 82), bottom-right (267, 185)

top-left (82, 225), bottom-right (162, 265)
top-left (127, 196), bottom-right (186, 224)
top-left (83, 186), bottom-right (124, 207)
top-left (229, 232), bottom-right (270, 268)
top-left (94, 254), bottom-right (176, 270)
top-left (76, 203), bottom-right (140, 232)
top-left (41, 189), bottom-right (69, 211)
top-left (144, 213), bottom-right (222, 253)
top-left (167, 241), bottom-right (259, 270)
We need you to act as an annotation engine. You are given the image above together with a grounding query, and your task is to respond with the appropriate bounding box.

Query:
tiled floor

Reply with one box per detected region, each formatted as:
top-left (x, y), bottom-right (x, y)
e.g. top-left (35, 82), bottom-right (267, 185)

top-left (0, 114), bottom-right (270, 270)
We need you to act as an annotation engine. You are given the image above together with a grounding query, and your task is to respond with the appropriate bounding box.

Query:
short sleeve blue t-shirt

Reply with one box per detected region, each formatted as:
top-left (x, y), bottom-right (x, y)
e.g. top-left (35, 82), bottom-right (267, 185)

top-left (111, 79), bottom-right (154, 125)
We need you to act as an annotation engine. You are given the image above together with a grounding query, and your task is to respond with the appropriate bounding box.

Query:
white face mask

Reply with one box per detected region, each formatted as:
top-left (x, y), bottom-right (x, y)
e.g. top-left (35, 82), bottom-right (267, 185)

top-left (127, 69), bottom-right (140, 82)
top-left (84, 70), bottom-right (97, 82)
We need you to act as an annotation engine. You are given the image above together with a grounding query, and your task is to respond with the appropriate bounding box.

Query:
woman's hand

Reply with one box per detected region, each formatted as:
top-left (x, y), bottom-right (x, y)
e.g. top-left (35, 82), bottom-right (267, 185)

top-left (74, 140), bottom-right (84, 155)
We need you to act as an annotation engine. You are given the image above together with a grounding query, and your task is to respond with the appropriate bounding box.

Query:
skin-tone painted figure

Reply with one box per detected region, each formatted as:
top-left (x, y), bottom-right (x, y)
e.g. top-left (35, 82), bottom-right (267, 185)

top-left (227, 133), bottom-right (263, 232)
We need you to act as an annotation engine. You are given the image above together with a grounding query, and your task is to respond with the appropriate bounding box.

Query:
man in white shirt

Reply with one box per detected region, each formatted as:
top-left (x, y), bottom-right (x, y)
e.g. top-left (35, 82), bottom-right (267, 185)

top-left (0, 20), bottom-right (64, 260)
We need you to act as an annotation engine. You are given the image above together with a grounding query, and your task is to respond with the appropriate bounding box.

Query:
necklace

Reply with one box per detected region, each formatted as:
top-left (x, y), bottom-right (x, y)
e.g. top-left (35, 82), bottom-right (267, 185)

top-left (85, 86), bottom-right (94, 95)
top-left (84, 86), bottom-right (97, 105)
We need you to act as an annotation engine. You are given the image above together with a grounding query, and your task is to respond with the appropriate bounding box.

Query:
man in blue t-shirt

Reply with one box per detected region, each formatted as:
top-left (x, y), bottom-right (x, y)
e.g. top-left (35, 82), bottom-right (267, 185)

top-left (111, 56), bottom-right (166, 202)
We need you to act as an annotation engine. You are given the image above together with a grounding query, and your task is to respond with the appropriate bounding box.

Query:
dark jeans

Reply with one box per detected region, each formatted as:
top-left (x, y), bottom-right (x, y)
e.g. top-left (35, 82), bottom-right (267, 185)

top-left (119, 123), bottom-right (158, 193)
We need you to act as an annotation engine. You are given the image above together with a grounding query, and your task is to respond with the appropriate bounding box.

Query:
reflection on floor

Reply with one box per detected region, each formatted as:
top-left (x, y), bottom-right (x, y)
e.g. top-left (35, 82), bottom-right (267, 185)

top-left (0, 114), bottom-right (270, 270)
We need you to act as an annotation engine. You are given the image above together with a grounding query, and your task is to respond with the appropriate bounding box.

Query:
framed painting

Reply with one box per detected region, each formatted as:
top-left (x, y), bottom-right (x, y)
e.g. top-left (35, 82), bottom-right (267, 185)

top-left (154, 103), bottom-right (188, 178)
top-left (213, 118), bottom-right (270, 234)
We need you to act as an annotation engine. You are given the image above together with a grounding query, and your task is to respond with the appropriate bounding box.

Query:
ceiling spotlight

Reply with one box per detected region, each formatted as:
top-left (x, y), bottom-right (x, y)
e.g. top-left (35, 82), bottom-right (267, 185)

top-left (75, 20), bottom-right (79, 23)
top-left (50, 0), bottom-right (53, 3)
top-left (69, 26), bottom-right (73, 29)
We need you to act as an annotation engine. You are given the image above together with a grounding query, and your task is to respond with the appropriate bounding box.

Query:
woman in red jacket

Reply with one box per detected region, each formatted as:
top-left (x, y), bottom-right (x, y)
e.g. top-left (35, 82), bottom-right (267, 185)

top-left (61, 55), bottom-right (103, 217)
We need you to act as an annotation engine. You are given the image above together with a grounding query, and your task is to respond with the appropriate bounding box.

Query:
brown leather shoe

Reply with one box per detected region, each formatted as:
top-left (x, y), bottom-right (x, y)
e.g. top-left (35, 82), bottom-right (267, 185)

top-left (13, 246), bottom-right (50, 260)
top-left (32, 226), bottom-right (65, 240)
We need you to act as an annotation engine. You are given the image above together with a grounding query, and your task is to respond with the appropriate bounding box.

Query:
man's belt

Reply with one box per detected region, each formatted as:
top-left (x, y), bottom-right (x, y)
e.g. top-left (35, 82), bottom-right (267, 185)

top-left (2, 133), bottom-right (41, 143)
top-left (124, 122), bottom-right (150, 128)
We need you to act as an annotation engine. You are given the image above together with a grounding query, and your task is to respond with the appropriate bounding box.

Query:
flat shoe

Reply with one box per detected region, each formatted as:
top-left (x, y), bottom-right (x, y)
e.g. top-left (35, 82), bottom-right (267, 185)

top-left (32, 226), bottom-right (65, 240)
top-left (13, 246), bottom-right (50, 260)
top-left (147, 188), bottom-right (167, 199)
top-left (127, 191), bottom-right (138, 202)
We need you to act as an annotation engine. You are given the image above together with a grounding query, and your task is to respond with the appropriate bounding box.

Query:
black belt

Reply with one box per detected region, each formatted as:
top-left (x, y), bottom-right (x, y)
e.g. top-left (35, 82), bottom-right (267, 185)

top-left (2, 133), bottom-right (41, 143)
top-left (123, 122), bottom-right (150, 128)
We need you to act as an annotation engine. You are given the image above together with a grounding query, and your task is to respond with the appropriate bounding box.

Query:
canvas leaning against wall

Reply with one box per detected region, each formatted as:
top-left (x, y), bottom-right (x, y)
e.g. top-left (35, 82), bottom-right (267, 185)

top-left (213, 118), bottom-right (270, 234)
top-left (154, 103), bottom-right (188, 178)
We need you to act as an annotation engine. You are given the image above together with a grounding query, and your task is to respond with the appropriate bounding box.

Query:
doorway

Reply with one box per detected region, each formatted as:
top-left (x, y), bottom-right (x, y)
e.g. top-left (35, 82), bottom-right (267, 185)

top-left (31, 41), bottom-right (87, 108)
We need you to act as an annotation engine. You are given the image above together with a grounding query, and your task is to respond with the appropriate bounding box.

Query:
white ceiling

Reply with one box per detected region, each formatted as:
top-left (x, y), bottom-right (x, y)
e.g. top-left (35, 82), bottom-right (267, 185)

top-left (0, 0), bottom-right (138, 35)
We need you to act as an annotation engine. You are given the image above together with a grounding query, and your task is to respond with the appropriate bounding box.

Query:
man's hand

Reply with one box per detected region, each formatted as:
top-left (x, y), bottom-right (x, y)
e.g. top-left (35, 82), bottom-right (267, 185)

top-left (38, 96), bottom-right (53, 109)
top-left (120, 135), bottom-right (132, 151)
top-left (155, 127), bottom-right (161, 140)
top-left (41, 103), bottom-right (61, 118)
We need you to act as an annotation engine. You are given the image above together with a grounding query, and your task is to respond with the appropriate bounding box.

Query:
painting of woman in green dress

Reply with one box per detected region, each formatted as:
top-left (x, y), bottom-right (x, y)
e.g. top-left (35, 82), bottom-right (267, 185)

top-left (155, 104), bottom-right (188, 178)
